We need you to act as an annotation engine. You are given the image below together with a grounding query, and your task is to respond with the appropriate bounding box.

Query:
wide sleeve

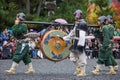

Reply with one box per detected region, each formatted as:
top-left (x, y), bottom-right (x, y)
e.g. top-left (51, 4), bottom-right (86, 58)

top-left (12, 24), bottom-right (27, 38)
top-left (109, 25), bottom-right (114, 39)
top-left (102, 26), bottom-right (110, 46)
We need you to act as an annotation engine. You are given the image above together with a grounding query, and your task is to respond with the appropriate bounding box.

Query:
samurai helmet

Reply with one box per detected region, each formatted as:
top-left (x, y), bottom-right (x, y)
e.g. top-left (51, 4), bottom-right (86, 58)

top-left (106, 15), bottom-right (113, 24)
top-left (73, 9), bottom-right (82, 19)
top-left (17, 12), bottom-right (26, 21)
top-left (107, 15), bottom-right (112, 20)
top-left (98, 16), bottom-right (107, 24)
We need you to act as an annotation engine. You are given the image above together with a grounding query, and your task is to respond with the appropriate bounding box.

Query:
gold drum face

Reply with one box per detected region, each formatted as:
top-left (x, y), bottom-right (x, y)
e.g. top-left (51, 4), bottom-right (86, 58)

top-left (41, 30), bottom-right (71, 62)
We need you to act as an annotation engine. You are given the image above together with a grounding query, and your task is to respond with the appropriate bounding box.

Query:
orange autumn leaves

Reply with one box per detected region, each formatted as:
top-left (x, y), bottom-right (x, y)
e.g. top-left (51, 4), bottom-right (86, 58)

top-left (86, 3), bottom-right (100, 25)
top-left (87, 2), bottom-right (120, 28)
top-left (111, 2), bottom-right (120, 28)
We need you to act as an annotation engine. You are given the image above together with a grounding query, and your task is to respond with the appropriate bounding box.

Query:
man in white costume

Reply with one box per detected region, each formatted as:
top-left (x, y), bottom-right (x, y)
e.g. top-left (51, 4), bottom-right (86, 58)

top-left (63, 9), bottom-right (88, 76)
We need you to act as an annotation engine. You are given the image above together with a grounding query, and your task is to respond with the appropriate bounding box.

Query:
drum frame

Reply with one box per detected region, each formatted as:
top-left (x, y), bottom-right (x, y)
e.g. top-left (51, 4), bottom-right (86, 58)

top-left (41, 30), bottom-right (71, 62)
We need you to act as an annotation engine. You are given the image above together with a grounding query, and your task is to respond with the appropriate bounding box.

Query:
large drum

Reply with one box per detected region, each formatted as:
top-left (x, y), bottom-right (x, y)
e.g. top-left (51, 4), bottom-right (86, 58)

top-left (41, 30), bottom-right (71, 62)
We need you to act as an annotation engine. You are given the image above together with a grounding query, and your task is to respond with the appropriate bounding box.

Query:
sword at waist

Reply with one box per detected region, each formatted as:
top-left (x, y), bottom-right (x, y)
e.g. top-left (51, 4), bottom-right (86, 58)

top-left (16, 38), bottom-right (30, 43)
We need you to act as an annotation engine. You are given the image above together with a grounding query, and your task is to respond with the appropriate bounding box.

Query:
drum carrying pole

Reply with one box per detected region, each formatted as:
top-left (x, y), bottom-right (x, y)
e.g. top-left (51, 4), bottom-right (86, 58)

top-left (21, 21), bottom-right (74, 27)
top-left (21, 21), bottom-right (99, 28)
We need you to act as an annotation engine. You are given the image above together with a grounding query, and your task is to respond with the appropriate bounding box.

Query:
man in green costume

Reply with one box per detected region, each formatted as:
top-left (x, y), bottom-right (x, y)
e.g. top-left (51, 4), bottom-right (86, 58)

top-left (91, 16), bottom-right (116, 75)
top-left (106, 15), bottom-right (118, 71)
top-left (5, 13), bottom-right (35, 74)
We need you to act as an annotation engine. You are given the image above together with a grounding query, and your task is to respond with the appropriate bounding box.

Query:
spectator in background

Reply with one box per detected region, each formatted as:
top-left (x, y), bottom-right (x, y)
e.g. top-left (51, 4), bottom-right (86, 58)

top-left (0, 28), bottom-right (11, 59)
top-left (10, 38), bottom-right (17, 56)
top-left (91, 39), bottom-right (99, 59)
top-left (0, 28), bottom-right (10, 46)
top-left (2, 40), bottom-right (12, 59)
top-left (39, 26), bottom-right (55, 41)
top-left (115, 29), bottom-right (120, 36)
top-left (88, 27), bottom-right (94, 35)
top-left (35, 37), bottom-right (44, 59)
top-left (113, 45), bottom-right (119, 59)
top-left (85, 40), bottom-right (91, 59)
top-left (28, 38), bottom-right (36, 59)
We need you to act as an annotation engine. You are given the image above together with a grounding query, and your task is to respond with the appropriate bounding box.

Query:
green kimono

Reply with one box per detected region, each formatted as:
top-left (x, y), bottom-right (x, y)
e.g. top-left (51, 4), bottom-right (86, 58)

top-left (12, 24), bottom-right (31, 65)
top-left (12, 24), bottom-right (27, 39)
top-left (97, 25), bottom-right (113, 66)
top-left (115, 29), bottom-right (120, 36)
top-left (108, 24), bottom-right (117, 66)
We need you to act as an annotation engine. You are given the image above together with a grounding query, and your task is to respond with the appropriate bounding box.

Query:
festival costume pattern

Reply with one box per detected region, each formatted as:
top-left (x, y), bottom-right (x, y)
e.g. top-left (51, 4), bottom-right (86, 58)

top-left (92, 16), bottom-right (117, 75)
top-left (5, 13), bottom-right (35, 74)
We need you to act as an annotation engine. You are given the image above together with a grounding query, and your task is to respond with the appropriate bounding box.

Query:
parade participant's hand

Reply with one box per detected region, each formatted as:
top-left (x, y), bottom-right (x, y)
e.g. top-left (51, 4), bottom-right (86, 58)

top-left (15, 18), bottom-right (20, 24)
top-left (108, 44), bottom-right (112, 48)
top-left (110, 39), bottom-right (114, 42)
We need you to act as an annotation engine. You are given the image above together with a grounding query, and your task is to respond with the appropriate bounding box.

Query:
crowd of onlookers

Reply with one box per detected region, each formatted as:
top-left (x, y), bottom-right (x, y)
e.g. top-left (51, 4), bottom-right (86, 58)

top-left (85, 27), bottom-right (120, 59)
top-left (0, 27), bottom-right (120, 60)
top-left (85, 38), bottom-right (120, 59)
top-left (0, 28), bottom-right (44, 59)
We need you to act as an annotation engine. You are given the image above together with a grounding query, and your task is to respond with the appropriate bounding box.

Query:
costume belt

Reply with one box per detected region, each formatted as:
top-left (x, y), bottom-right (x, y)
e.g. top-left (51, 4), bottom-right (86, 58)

top-left (17, 38), bottom-right (30, 43)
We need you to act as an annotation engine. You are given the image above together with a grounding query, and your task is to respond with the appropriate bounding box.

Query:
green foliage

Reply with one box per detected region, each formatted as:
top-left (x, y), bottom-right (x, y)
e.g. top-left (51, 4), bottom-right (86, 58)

top-left (8, 2), bottom-right (18, 10)
top-left (0, 0), bottom-right (114, 31)
top-left (0, 0), bottom-right (89, 30)
top-left (47, 0), bottom-right (88, 23)
top-left (93, 0), bottom-right (113, 16)
top-left (93, 0), bottom-right (108, 8)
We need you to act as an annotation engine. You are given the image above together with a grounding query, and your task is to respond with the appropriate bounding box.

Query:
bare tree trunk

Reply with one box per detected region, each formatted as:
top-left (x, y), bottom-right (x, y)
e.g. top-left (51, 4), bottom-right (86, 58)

top-left (37, 0), bottom-right (45, 16)
top-left (17, 0), bottom-right (22, 9)
top-left (26, 0), bottom-right (30, 14)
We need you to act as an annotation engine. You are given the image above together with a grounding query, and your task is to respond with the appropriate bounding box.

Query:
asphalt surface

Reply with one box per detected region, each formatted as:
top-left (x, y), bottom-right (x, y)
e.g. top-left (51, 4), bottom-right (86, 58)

top-left (0, 58), bottom-right (120, 80)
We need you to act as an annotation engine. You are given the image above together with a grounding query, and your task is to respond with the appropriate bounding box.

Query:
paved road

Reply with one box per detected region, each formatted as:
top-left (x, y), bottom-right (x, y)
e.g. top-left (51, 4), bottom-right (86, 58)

top-left (0, 59), bottom-right (120, 80)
